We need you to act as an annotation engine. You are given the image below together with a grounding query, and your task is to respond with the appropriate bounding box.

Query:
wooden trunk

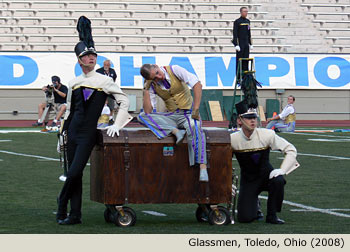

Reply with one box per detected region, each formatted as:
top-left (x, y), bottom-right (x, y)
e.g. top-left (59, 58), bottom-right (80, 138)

top-left (90, 128), bottom-right (232, 205)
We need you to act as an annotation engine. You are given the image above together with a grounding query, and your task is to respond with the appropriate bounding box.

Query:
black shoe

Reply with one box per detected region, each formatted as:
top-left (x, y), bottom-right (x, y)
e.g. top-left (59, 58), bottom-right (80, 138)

top-left (58, 216), bottom-right (81, 225)
top-left (256, 210), bottom-right (264, 221)
top-left (50, 121), bottom-right (57, 127)
top-left (32, 122), bottom-right (43, 127)
top-left (266, 215), bottom-right (285, 224)
top-left (56, 196), bottom-right (67, 223)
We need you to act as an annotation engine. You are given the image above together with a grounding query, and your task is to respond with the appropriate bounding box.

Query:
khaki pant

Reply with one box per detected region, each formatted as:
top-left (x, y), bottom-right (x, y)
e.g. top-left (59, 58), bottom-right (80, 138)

top-left (42, 102), bottom-right (66, 122)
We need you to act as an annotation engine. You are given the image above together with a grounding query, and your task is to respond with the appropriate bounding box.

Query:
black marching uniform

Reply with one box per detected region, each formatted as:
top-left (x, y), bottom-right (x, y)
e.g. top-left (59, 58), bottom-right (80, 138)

top-left (56, 16), bottom-right (131, 225)
top-left (232, 17), bottom-right (252, 74)
top-left (230, 101), bottom-right (299, 224)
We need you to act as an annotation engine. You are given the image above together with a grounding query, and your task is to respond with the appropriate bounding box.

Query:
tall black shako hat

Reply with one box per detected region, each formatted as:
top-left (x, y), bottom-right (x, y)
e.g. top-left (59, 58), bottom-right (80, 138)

top-left (74, 16), bottom-right (97, 58)
top-left (235, 100), bottom-right (258, 119)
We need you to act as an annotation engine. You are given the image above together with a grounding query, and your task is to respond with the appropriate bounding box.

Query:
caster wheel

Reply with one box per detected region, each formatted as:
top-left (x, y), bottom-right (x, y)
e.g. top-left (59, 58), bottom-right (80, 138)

top-left (112, 207), bottom-right (137, 227)
top-left (195, 204), bottom-right (210, 223)
top-left (208, 206), bottom-right (231, 225)
top-left (104, 207), bottom-right (113, 223)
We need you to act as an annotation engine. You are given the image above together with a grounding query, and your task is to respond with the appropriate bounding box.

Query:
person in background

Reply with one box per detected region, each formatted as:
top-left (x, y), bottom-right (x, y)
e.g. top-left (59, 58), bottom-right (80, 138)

top-left (232, 6), bottom-right (253, 77)
top-left (96, 59), bottom-right (117, 82)
top-left (32, 76), bottom-right (67, 127)
top-left (96, 59), bottom-right (117, 123)
top-left (266, 95), bottom-right (296, 132)
top-left (97, 100), bottom-right (112, 129)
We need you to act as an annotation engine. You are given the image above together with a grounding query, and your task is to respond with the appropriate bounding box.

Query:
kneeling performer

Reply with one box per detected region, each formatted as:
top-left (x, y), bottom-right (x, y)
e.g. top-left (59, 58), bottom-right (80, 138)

top-left (230, 101), bottom-right (299, 224)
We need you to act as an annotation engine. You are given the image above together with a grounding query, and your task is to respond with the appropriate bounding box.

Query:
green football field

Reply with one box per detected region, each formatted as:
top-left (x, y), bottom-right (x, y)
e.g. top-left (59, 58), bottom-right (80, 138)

top-left (0, 128), bottom-right (349, 234)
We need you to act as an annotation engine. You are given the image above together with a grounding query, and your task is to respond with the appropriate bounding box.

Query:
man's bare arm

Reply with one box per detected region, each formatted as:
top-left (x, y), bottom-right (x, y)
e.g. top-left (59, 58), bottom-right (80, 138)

top-left (143, 89), bottom-right (153, 114)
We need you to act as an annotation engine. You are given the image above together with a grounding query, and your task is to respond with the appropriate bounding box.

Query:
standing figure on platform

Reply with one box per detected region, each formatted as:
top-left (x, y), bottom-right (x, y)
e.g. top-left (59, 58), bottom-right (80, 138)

top-left (231, 100), bottom-right (300, 224)
top-left (56, 16), bottom-right (132, 225)
top-left (137, 64), bottom-right (209, 182)
top-left (232, 6), bottom-right (253, 76)
top-left (266, 95), bottom-right (296, 132)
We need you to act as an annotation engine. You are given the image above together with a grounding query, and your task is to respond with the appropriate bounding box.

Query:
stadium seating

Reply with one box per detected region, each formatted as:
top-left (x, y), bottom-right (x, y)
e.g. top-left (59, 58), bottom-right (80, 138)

top-left (0, 0), bottom-right (288, 53)
top-left (301, 0), bottom-right (350, 53)
top-left (0, 0), bottom-right (349, 53)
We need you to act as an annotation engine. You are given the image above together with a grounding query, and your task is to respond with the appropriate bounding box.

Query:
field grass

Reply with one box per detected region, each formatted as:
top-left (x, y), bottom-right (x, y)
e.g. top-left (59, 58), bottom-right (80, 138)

top-left (0, 128), bottom-right (349, 234)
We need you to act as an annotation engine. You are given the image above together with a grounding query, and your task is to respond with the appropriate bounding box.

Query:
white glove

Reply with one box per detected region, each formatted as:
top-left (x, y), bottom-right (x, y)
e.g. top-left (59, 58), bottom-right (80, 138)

top-left (235, 45), bottom-right (241, 52)
top-left (57, 140), bottom-right (61, 153)
top-left (57, 133), bottom-right (65, 153)
top-left (105, 124), bottom-right (120, 137)
top-left (250, 45), bottom-right (253, 50)
top-left (269, 169), bottom-right (285, 179)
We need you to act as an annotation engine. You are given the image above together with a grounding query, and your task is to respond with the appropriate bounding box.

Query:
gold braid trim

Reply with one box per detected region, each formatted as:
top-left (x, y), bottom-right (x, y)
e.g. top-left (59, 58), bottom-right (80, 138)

top-left (72, 85), bottom-right (103, 91)
top-left (233, 146), bottom-right (269, 153)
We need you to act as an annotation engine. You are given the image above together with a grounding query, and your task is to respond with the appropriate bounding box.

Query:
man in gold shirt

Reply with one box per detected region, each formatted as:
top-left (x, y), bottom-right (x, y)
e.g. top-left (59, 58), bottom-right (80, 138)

top-left (138, 64), bottom-right (208, 182)
top-left (266, 95), bottom-right (296, 132)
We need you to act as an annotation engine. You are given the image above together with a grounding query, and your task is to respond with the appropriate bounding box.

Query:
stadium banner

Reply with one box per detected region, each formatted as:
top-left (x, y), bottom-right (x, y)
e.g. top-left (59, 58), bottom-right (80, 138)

top-left (0, 52), bottom-right (349, 89)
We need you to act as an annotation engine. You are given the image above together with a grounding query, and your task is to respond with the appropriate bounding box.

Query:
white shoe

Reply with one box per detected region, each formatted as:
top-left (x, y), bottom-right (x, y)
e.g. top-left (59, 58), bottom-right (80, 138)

top-left (199, 169), bottom-right (209, 182)
top-left (59, 175), bottom-right (67, 182)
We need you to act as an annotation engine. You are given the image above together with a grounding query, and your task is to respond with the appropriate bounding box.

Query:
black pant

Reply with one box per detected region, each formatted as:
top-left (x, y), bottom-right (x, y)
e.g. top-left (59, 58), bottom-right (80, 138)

top-left (236, 44), bottom-right (250, 77)
top-left (237, 175), bottom-right (286, 223)
top-left (57, 132), bottom-right (96, 218)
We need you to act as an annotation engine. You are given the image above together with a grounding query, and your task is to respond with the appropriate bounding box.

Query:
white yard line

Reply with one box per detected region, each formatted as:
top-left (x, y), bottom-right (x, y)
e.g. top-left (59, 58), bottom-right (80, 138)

top-left (298, 153), bottom-right (350, 160)
top-left (0, 130), bottom-right (42, 133)
top-left (142, 211), bottom-right (167, 217)
top-left (259, 195), bottom-right (350, 218)
top-left (284, 132), bottom-right (350, 138)
top-left (290, 209), bottom-right (350, 212)
top-left (297, 152), bottom-right (350, 160)
top-left (295, 130), bottom-right (334, 133)
top-left (0, 150), bottom-right (90, 165)
top-left (308, 138), bottom-right (350, 142)
top-left (0, 140), bottom-right (12, 142)
top-left (296, 128), bottom-right (337, 130)
top-left (0, 150), bottom-right (59, 161)
top-left (271, 150), bottom-right (350, 160)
